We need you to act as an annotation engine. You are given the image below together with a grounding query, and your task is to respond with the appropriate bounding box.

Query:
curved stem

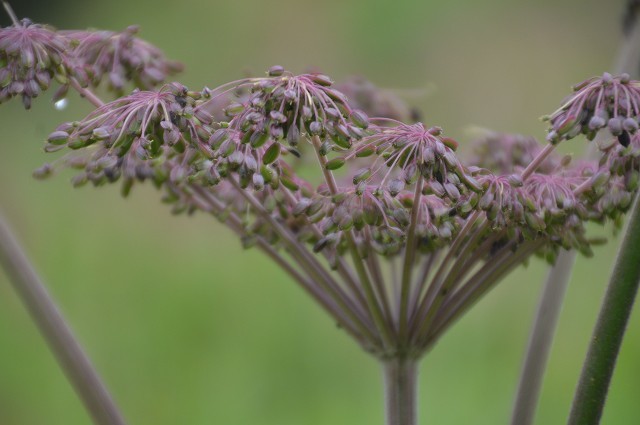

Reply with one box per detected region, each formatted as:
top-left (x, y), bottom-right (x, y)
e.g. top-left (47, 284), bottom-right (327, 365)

top-left (0, 213), bottom-right (127, 425)
top-left (568, 195), bottom-right (640, 425)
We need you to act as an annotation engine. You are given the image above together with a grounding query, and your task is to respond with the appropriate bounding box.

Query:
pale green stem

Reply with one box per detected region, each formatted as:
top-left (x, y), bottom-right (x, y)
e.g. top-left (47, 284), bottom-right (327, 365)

top-left (514, 6), bottom-right (640, 423)
top-left (383, 358), bottom-right (418, 425)
top-left (568, 195), bottom-right (640, 425)
top-left (2, 1), bottom-right (18, 25)
top-left (191, 186), bottom-right (371, 345)
top-left (0, 213), bottom-right (128, 425)
top-left (310, 135), bottom-right (395, 349)
top-left (69, 78), bottom-right (105, 108)
top-left (510, 251), bottom-right (575, 425)
top-left (398, 176), bottom-right (423, 344)
top-left (227, 178), bottom-right (380, 345)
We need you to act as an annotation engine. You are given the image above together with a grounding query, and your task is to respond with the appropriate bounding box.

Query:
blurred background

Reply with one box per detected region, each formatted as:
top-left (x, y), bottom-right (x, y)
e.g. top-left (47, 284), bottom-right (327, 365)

top-left (0, 0), bottom-right (638, 424)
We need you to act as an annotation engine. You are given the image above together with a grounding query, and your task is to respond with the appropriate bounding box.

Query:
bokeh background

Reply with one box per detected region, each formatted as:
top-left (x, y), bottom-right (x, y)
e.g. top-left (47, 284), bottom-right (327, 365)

top-left (0, 0), bottom-right (639, 424)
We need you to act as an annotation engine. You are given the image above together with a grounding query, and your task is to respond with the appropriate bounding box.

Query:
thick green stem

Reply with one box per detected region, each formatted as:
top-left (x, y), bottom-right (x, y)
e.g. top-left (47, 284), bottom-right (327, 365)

top-left (383, 358), bottom-right (418, 425)
top-left (0, 213), bottom-right (127, 425)
top-left (567, 196), bottom-right (640, 425)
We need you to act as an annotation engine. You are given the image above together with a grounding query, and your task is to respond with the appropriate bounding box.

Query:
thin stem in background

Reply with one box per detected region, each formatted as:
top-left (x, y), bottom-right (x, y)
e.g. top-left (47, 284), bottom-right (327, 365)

top-left (2, 1), bottom-right (19, 25)
top-left (510, 251), bottom-right (575, 425)
top-left (512, 3), bottom-right (640, 423)
top-left (567, 194), bottom-right (640, 425)
top-left (0, 213), bottom-right (128, 425)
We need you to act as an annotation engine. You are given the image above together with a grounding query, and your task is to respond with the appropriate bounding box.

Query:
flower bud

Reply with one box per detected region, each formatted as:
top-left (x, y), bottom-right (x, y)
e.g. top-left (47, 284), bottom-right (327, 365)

top-left (262, 142), bottom-right (280, 164)
top-left (325, 157), bottom-right (346, 170)
top-left (267, 65), bottom-right (285, 77)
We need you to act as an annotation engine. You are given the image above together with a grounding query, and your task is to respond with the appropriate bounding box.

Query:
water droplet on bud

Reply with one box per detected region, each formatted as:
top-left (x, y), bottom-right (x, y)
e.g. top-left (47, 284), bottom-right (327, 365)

top-left (54, 98), bottom-right (68, 110)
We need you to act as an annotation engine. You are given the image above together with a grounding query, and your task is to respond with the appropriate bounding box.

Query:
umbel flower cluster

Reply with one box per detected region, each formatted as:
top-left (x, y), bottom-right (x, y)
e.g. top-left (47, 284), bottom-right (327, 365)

top-left (3, 16), bottom-right (639, 359)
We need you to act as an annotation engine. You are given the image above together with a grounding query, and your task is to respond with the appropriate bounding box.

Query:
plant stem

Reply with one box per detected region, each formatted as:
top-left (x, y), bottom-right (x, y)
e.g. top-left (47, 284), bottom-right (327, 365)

top-left (69, 78), bottom-right (105, 108)
top-left (567, 195), bottom-right (640, 425)
top-left (510, 251), bottom-right (575, 425)
top-left (383, 357), bottom-right (418, 425)
top-left (2, 1), bottom-right (19, 25)
top-left (0, 213), bottom-right (127, 425)
top-left (310, 135), bottom-right (395, 349)
top-left (398, 176), bottom-right (423, 344)
top-left (515, 5), bottom-right (640, 424)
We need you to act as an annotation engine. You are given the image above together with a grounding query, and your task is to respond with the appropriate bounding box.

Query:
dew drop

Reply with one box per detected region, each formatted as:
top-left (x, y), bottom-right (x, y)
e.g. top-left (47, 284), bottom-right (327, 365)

top-left (54, 98), bottom-right (68, 110)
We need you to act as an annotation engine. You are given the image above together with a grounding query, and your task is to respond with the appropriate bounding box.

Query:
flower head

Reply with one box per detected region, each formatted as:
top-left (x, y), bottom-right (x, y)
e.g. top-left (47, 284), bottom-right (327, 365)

top-left (200, 67), bottom-right (371, 187)
top-left (546, 72), bottom-right (640, 144)
top-left (335, 75), bottom-right (414, 122)
top-left (39, 83), bottom-right (214, 191)
top-left (469, 131), bottom-right (559, 174)
top-left (347, 122), bottom-right (481, 197)
top-left (0, 19), bottom-right (70, 108)
top-left (62, 26), bottom-right (183, 93)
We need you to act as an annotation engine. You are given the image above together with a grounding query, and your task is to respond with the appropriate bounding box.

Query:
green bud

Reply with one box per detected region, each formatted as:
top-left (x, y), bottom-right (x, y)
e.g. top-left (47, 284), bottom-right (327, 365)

top-left (325, 157), bottom-right (346, 170)
top-left (250, 131), bottom-right (269, 148)
top-left (355, 145), bottom-right (375, 158)
top-left (267, 65), bottom-right (285, 77)
top-left (441, 137), bottom-right (458, 151)
top-left (309, 74), bottom-right (333, 86)
top-left (224, 103), bottom-right (244, 116)
top-left (263, 142), bottom-right (280, 164)
top-left (350, 110), bottom-right (369, 129)
top-left (47, 130), bottom-right (69, 145)
top-left (280, 174), bottom-right (299, 191)
top-left (352, 168), bottom-right (371, 184)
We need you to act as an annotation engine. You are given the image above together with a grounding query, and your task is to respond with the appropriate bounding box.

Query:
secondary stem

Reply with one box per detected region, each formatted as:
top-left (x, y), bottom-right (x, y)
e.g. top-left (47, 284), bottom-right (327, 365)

top-left (567, 195), bottom-right (640, 425)
top-left (2, 1), bottom-right (19, 25)
top-left (0, 213), bottom-right (127, 425)
top-left (510, 251), bottom-right (575, 425)
top-left (383, 357), bottom-right (418, 425)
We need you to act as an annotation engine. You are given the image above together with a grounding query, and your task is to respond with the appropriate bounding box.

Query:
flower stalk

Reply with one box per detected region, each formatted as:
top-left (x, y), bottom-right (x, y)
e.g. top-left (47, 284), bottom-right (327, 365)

top-left (568, 195), bottom-right (640, 425)
top-left (383, 358), bottom-right (418, 425)
top-left (0, 213), bottom-right (127, 425)
top-left (512, 3), bottom-right (640, 422)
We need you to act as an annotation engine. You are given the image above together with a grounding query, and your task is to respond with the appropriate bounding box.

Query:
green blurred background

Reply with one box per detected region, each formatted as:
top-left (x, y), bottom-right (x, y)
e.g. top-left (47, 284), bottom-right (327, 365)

top-left (0, 0), bottom-right (638, 424)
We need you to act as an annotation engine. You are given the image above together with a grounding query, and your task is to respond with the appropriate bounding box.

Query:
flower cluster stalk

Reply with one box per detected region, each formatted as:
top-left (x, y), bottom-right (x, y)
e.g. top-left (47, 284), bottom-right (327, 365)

top-left (568, 195), bottom-right (640, 424)
top-left (511, 3), bottom-right (640, 422)
top-left (0, 213), bottom-right (127, 425)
